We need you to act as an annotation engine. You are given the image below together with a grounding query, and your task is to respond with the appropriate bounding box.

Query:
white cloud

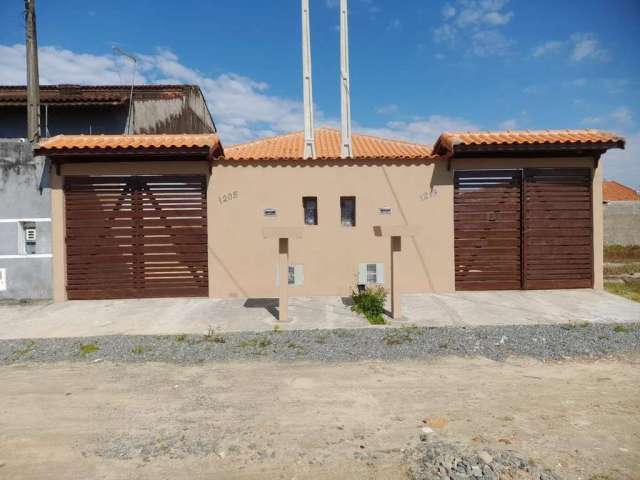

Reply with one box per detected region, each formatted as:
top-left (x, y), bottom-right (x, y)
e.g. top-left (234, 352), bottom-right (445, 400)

top-left (570, 33), bottom-right (610, 62)
top-left (499, 119), bottom-right (518, 130)
top-left (611, 106), bottom-right (633, 127)
top-left (387, 18), bottom-right (402, 31)
top-left (357, 115), bottom-right (479, 145)
top-left (470, 30), bottom-right (512, 57)
top-left (582, 116), bottom-right (602, 125)
top-left (442, 4), bottom-right (457, 19)
top-left (376, 104), bottom-right (399, 115)
top-left (0, 44), bottom-right (307, 144)
top-left (0, 43), bottom-right (479, 148)
top-left (604, 131), bottom-right (640, 190)
top-left (433, 0), bottom-right (514, 57)
top-left (532, 40), bottom-right (563, 58)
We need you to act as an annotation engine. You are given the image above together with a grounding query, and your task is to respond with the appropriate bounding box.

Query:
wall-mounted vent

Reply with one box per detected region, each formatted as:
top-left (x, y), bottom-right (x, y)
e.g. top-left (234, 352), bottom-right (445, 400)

top-left (358, 263), bottom-right (384, 285)
top-left (264, 208), bottom-right (277, 217)
top-left (19, 222), bottom-right (36, 255)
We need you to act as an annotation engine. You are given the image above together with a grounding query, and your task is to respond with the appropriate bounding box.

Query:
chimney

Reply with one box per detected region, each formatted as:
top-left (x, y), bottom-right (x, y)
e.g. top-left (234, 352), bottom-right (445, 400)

top-left (340, 0), bottom-right (353, 158)
top-left (25, 0), bottom-right (41, 143)
top-left (301, 0), bottom-right (316, 159)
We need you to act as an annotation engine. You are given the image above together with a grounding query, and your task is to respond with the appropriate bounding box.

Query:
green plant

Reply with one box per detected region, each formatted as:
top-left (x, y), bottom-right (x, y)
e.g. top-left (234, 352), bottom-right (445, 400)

top-left (272, 324), bottom-right (282, 333)
top-left (613, 325), bottom-right (630, 333)
top-left (13, 340), bottom-right (37, 359)
top-left (351, 285), bottom-right (387, 325)
top-left (384, 325), bottom-right (419, 346)
top-left (79, 343), bottom-right (99, 356)
top-left (175, 335), bottom-right (186, 342)
top-left (131, 345), bottom-right (148, 355)
top-left (204, 326), bottom-right (225, 343)
top-left (605, 281), bottom-right (640, 303)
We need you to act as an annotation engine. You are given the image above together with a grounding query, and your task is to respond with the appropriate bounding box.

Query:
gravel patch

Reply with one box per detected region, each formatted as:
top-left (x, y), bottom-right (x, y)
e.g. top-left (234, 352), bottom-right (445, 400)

top-left (407, 437), bottom-right (560, 480)
top-left (0, 322), bottom-right (638, 365)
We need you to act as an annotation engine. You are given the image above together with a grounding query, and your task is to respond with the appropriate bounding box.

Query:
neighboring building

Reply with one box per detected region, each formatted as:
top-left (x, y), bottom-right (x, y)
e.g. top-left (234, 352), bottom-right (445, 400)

top-left (0, 84), bottom-right (215, 299)
top-left (603, 180), bottom-right (640, 202)
top-left (603, 180), bottom-right (640, 246)
top-left (36, 128), bottom-right (624, 302)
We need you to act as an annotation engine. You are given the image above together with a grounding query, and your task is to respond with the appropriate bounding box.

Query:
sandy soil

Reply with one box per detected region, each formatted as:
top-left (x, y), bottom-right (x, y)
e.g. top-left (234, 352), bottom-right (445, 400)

top-left (0, 357), bottom-right (639, 480)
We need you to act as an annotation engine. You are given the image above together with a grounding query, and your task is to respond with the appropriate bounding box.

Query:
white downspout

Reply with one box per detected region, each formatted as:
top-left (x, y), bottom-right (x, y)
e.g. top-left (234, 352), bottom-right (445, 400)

top-left (302, 0), bottom-right (316, 159)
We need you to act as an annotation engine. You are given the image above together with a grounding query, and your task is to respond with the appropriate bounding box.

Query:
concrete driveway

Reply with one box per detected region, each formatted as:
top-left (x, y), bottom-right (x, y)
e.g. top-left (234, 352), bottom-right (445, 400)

top-left (0, 289), bottom-right (638, 340)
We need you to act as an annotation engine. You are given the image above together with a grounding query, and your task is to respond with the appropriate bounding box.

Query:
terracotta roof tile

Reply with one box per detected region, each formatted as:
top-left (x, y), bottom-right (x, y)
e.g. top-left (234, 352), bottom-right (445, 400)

top-left (603, 180), bottom-right (640, 201)
top-left (35, 134), bottom-right (222, 157)
top-left (223, 128), bottom-right (432, 161)
top-left (434, 129), bottom-right (625, 154)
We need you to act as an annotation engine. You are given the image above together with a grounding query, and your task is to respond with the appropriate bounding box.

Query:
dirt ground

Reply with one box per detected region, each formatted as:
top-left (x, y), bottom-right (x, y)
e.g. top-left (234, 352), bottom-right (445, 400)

top-left (0, 357), bottom-right (639, 480)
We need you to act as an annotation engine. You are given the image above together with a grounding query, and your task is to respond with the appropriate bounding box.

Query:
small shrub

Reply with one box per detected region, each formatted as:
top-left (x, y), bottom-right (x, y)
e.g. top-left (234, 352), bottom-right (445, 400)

top-left (351, 286), bottom-right (387, 325)
top-left (79, 343), bottom-right (99, 356)
top-left (613, 325), bottom-right (630, 333)
top-left (176, 335), bottom-right (186, 342)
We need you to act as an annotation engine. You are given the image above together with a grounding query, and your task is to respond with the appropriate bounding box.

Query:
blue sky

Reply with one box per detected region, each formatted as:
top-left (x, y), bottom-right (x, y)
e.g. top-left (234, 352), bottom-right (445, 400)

top-left (1, 0), bottom-right (639, 186)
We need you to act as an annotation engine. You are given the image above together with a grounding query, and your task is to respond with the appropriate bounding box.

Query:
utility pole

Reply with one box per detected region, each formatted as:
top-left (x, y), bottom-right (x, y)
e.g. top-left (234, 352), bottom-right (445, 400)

top-left (301, 0), bottom-right (316, 159)
top-left (25, 0), bottom-right (41, 143)
top-left (340, 0), bottom-right (353, 158)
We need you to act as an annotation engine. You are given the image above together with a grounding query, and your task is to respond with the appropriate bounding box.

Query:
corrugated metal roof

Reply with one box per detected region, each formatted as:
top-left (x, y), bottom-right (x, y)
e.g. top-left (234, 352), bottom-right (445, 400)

top-left (35, 134), bottom-right (222, 157)
top-left (223, 128), bottom-right (432, 160)
top-left (0, 84), bottom-right (199, 106)
top-left (603, 180), bottom-right (640, 201)
top-left (433, 129), bottom-right (625, 154)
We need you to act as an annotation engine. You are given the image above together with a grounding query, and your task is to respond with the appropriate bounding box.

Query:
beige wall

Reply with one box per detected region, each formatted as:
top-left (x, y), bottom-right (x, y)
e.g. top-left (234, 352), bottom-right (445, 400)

top-left (50, 155), bottom-right (603, 301)
top-left (209, 156), bottom-right (602, 298)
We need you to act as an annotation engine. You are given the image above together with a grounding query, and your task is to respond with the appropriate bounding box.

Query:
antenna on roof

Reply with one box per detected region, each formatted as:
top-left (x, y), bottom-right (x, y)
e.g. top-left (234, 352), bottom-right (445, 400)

top-left (340, 0), bottom-right (353, 158)
top-left (113, 46), bottom-right (138, 134)
top-left (301, 0), bottom-right (316, 159)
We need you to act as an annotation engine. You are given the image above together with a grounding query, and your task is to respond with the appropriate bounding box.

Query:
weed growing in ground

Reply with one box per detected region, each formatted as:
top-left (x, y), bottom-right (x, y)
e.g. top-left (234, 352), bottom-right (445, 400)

top-left (351, 286), bottom-right (386, 325)
top-left (79, 343), bottom-right (99, 356)
top-left (131, 345), bottom-right (149, 355)
top-left (613, 325), bottom-right (630, 333)
top-left (315, 333), bottom-right (329, 344)
top-left (13, 340), bottom-right (37, 359)
top-left (384, 325), bottom-right (419, 346)
top-left (272, 324), bottom-right (282, 333)
top-left (204, 326), bottom-right (225, 343)
top-left (561, 321), bottom-right (591, 330)
top-left (175, 335), bottom-right (186, 342)
top-left (239, 336), bottom-right (272, 349)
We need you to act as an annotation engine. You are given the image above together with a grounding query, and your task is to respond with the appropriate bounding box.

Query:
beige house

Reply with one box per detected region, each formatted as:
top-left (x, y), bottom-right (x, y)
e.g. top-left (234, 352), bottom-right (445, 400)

top-left (36, 128), bottom-right (625, 302)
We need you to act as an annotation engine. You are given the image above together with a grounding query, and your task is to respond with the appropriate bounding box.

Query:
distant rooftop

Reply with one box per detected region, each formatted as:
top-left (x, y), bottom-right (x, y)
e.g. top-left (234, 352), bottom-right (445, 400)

top-left (603, 180), bottom-right (640, 202)
top-left (0, 84), bottom-right (204, 106)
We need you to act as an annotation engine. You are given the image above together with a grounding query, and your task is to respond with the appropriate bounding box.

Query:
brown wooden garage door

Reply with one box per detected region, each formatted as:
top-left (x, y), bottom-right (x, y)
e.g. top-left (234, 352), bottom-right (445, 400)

top-left (454, 168), bottom-right (593, 291)
top-left (454, 170), bottom-right (523, 290)
top-left (64, 175), bottom-right (208, 300)
top-left (523, 168), bottom-right (593, 289)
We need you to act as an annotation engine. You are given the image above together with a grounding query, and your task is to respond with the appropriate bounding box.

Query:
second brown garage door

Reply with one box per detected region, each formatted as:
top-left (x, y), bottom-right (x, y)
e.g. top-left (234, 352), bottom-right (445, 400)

top-left (64, 175), bottom-right (209, 300)
top-left (454, 168), bottom-right (593, 291)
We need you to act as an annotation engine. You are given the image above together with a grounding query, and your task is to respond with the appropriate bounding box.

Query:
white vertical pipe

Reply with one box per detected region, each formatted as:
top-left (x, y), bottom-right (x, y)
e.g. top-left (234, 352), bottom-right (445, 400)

top-left (340, 0), bottom-right (353, 158)
top-left (301, 0), bottom-right (316, 159)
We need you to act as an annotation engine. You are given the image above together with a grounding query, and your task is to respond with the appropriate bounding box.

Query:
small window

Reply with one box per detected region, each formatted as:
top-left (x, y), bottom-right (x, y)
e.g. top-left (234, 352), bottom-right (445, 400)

top-left (358, 263), bottom-right (384, 285)
top-left (340, 196), bottom-right (356, 227)
top-left (303, 196), bottom-right (318, 225)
